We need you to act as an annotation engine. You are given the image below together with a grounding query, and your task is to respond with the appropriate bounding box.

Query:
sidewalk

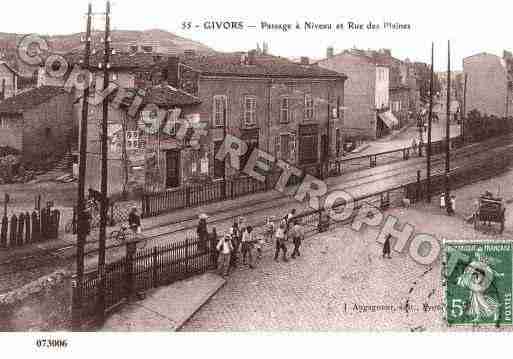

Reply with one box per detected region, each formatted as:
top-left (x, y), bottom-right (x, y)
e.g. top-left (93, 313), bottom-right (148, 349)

top-left (102, 272), bottom-right (226, 331)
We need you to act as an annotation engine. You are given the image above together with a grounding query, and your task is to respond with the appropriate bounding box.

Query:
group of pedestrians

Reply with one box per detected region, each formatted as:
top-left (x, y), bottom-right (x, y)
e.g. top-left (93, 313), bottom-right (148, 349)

top-left (214, 208), bottom-right (305, 277)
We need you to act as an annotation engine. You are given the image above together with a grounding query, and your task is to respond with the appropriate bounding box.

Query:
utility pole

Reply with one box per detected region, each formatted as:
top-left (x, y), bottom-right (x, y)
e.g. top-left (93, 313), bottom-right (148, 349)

top-left (97, 0), bottom-right (111, 325)
top-left (462, 73), bottom-right (468, 140)
top-left (74, 2), bottom-right (93, 330)
top-left (324, 93), bottom-right (331, 180)
top-left (444, 40), bottom-right (451, 204)
top-left (426, 42), bottom-right (434, 203)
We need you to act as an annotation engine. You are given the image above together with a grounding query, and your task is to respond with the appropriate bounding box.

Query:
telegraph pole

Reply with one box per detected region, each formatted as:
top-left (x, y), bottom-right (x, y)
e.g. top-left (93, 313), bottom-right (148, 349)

top-left (444, 40), bottom-right (451, 203)
top-left (462, 73), bottom-right (468, 140)
top-left (97, 0), bottom-right (111, 325)
top-left (75, 2), bottom-right (93, 330)
top-left (426, 42), bottom-right (434, 203)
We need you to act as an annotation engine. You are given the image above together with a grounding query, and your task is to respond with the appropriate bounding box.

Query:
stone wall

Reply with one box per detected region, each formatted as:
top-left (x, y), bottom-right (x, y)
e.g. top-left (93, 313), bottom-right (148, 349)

top-left (0, 270), bottom-right (73, 331)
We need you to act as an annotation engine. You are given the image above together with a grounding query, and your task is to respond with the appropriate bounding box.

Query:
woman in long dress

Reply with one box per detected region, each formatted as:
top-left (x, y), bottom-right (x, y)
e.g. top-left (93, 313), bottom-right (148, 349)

top-left (457, 256), bottom-right (503, 322)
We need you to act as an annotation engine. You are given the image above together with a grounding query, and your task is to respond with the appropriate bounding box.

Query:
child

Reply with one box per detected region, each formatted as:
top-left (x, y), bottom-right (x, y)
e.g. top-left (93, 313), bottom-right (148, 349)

top-left (263, 216), bottom-right (275, 244)
top-left (254, 233), bottom-right (265, 259)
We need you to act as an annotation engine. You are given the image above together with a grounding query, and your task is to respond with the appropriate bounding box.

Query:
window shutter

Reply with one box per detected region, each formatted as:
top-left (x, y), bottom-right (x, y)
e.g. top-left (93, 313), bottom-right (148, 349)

top-left (290, 133), bottom-right (296, 162)
top-left (275, 136), bottom-right (281, 159)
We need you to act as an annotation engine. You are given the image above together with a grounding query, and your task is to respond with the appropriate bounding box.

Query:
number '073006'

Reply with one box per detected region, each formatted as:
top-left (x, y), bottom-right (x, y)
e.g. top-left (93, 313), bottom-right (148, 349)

top-left (35, 339), bottom-right (68, 348)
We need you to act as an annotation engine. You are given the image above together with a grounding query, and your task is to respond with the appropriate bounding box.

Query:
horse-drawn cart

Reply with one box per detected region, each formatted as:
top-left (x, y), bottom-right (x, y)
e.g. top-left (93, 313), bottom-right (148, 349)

top-left (473, 196), bottom-right (505, 233)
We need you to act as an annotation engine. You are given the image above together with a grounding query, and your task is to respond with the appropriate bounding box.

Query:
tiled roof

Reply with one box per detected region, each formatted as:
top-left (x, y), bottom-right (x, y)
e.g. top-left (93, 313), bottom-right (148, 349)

top-left (0, 61), bottom-right (19, 75)
top-left (180, 53), bottom-right (347, 79)
top-left (65, 51), bottom-right (167, 71)
top-left (121, 85), bottom-right (200, 108)
top-left (0, 86), bottom-right (67, 114)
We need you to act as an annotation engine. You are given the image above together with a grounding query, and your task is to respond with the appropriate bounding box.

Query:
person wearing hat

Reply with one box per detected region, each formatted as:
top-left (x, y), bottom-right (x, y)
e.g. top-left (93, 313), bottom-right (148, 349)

top-left (274, 222), bottom-right (288, 262)
top-left (229, 221), bottom-right (241, 268)
top-left (216, 233), bottom-right (234, 277)
top-left (263, 216), bottom-right (275, 244)
top-left (241, 225), bottom-right (255, 268)
top-left (197, 213), bottom-right (208, 253)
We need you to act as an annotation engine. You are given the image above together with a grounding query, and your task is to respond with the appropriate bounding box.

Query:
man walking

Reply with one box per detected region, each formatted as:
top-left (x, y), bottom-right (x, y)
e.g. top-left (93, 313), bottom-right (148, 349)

top-left (290, 221), bottom-right (304, 259)
top-left (216, 233), bottom-right (234, 277)
top-left (274, 221), bottom-right (288, 262)
top-left (382, 233), bottom-right (392, 259)
top-left (241, 225), bottom-right (255, 269)
top-left (284, 209), bottom-right (296, 232)
top-left (229, 221), bottom-right (241, 269)
top-left (196, 213), bottom-right (208, 253)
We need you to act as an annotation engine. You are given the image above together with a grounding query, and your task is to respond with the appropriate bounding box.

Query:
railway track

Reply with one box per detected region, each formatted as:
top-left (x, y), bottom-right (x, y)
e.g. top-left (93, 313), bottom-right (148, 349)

top-left (1, 135), bottom-right (512, 291)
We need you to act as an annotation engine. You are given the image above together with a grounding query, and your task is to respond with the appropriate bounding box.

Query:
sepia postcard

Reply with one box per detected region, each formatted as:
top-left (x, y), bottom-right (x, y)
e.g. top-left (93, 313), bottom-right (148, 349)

top-left (0, 0), bottom-right (512, 356)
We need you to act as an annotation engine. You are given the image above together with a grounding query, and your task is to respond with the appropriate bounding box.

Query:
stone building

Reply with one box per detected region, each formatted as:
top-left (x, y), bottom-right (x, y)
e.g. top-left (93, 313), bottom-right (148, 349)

top-left (463, 52), bottom-right (512, 118)
top-left (0, 61), bottom-right (19, 100)
top-left (0, 86), bottom-right (73, 165)
top-left (317, 48), bottom-right (392, 139)
top-left (82, 84), bottom-right (201, 196)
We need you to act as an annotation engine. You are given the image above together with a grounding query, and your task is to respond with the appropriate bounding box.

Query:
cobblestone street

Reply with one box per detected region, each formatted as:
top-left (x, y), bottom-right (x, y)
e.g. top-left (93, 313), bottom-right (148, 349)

top-left (183, 200), bottom-right (513, 331)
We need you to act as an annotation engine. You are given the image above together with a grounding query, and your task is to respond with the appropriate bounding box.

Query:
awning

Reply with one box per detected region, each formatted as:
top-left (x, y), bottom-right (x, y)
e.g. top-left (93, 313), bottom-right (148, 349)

top-left (378, 111), bottom-right (399, 129)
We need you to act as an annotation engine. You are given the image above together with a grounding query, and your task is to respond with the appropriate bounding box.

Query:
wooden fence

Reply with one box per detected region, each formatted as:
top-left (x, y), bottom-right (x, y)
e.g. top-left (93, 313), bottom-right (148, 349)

top-left (0, 209), bottom-right (60, 249)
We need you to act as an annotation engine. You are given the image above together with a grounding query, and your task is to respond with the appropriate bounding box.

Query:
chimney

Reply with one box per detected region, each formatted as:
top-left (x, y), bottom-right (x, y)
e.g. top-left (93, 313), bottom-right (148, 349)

top-left (166, 56), bottom-right (180, 87)
top-left (262, 42), bottom-right (269, 55)
top-left (247, 50), bottom-right (257, 65)
top-left (327, 46), bottom-right (334, 58)
top-left (381, 48), bottom-right (391, 56)
top-left (300, 56), bottom-right (309, 65)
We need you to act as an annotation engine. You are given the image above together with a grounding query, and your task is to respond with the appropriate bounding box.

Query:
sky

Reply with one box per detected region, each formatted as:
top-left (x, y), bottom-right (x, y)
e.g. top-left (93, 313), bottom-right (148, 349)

top-left (1, 0), bottom-right (511, 70)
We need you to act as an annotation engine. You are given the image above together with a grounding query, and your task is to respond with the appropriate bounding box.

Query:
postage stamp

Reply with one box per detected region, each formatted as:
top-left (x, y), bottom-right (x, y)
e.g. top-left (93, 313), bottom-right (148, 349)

top-left (444, 240), bottom-right (513, 326)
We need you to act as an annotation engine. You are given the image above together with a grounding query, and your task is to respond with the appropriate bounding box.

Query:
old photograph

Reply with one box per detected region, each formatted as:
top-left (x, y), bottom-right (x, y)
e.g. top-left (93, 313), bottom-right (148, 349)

top-left (0, 1), bottom-right (513, 351)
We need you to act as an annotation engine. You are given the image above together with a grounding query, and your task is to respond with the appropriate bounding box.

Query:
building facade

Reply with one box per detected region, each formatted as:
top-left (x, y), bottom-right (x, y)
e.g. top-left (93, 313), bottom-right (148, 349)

top-left (463, 52), bottom-right (512, 118)
top-left (159, 52), bottom-right (347, 183)
top-left (0, 61), bottom-right (19, 100)
top-left (0, 86), bottom-right (73, 165)
top-left (317, 49), bottom-right (390, 139)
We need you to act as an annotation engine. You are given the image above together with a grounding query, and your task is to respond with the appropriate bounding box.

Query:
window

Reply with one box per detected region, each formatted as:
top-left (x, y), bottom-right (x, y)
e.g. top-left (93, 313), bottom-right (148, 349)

top-left (213, 95), bottom-right (227, 127)
top-left (279, 133), bottom-right (295, 162)
top-left (243, 96), bottom-right (257, 127)
top-left (280, 97), bottom-right (291, 124)
top-left (275, 136), bottom-right (281, 159)
top-left (0, 118), bottom-right (8, 129)
top-left (200, 155), bottom-right (209, 174)
top-left (304, 94), bottom-right (314, 120)
top-left (126, 130), bottom-right (140, 150)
